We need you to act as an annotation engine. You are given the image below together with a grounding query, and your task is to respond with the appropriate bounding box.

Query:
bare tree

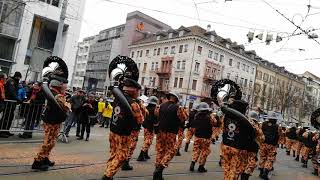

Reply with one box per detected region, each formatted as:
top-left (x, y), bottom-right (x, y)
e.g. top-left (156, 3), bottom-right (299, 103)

top-left (0, 0), bottom-right (39, 24)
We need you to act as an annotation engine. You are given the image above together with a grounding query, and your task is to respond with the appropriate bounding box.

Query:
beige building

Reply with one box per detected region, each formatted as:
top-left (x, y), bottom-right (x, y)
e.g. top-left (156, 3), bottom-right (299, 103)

top-left (253, 57), bottom-right (305, 123)
top-left (129, 25), bottom-right (257, 106)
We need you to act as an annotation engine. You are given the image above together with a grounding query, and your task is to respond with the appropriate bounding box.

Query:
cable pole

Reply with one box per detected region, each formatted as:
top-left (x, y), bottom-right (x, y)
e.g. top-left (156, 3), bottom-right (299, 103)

top-left (53, 0), bottom-right (68, 56)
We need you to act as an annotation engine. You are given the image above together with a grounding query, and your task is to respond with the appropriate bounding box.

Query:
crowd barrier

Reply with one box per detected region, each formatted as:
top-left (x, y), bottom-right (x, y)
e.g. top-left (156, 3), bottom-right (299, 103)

top-left (0, 100), bottom-right (45, 134)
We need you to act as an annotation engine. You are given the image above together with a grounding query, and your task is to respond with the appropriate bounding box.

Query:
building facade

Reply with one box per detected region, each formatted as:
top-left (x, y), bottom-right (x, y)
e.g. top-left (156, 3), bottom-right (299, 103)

top-left (71, 35), bottom-right (97, 89)
top-left (82, 11), bottom-right (171, 93)
top-left (0, 0), bottom-right (25, 74)
top-left (11, 0), bottom-right (85, 82)
top-left (253, 58), bottom-right (305, 123)
top-left (129, 25), bottom-right (257, 106)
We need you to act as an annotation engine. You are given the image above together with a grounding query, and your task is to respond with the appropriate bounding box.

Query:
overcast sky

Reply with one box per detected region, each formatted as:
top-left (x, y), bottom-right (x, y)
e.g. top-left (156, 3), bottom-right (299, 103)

top-left (78, 0), bottom-right (320, 77)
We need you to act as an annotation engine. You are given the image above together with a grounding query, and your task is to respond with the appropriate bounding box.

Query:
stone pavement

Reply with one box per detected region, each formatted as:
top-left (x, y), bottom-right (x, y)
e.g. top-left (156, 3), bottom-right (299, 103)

top-left (0, 126), bottom-right (319, 180)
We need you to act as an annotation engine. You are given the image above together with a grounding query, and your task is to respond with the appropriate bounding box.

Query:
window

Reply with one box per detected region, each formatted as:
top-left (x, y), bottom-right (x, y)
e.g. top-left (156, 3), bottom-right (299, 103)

top-left (155, 62), bottom-right (159, 70)
top-left (208, 50), bottom-right (213, 58)
top-left (168, 33), bottom-right (173, 39)
top-left (213, 53), bottom-right (218, 60)
top-left (263, 73), bottom-right (269, 82)
top-left (143, 63), bottom-right (147, 72)
top-left (179, 45), bottom-right (183, 53)
top-left (153, 49), bottom-right (157, 56)
top-left (138, 63), bottom-right (141, 69)
top-left (174, 78), bottom-right (178, 88)
top-left (151, 62), bottom-right (155, 71)
top-left (251, 67), bottom-right (255, 74)
top-left (246, 65), bottom-right (249, 72)
top-left (140, 50), bottom-right (143, 57)
top-left (195, 62), bottom-right (200, 72)
top-left (184, 44), bottom-right (188, 52)
top-left (192, 80), bottom-right (197, 90)
top-left (157, 48), bottom-right (160, 55)
top-left (257, 71), bottom-right (262, 80)
top-left (219, 54), bottom-right (224, 62)
top-left (229, 59), bottom-right (233, 66)
top-left (141, 77), bottom-right (145, 86)
top-left (131, 51), bottom-right (134, 58)
top-left (182, 60), bottom-right (186, 70)
top-left (164, 47), bottom-right (168, 55)
top-left (171, 46), bottom-right (176, 54)
top-left (177, 61), bottom-right (181, 69)
top-left (137, 51), bottom-right (139, 57)
top-left (240, 78), bottom-right (244, 86)
top-left (249, 80), bottom-right (253, 88)
top-left (197, 46), bottom-right (202, 54)
top-left (237, 62), bottom-right (240, 69)
top-left (179, 31), bottom-right (184, 37)
top-left (146, 50), bottom-right (149, 57)
top-left (179, 78), bottom-right (183, 88)
top-left (242, 64), bottom-right (246, 71)
top-left (235, 75), bottom-right (239, 83)
top-left (244, 79), bottom-right (248, 87)
top-left (227, 73), bottom-right (231, 79)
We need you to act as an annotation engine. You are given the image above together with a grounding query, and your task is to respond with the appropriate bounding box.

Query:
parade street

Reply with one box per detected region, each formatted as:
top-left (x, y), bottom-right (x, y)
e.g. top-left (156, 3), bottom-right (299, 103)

top-left (0, 127), bottom-right (318, 180)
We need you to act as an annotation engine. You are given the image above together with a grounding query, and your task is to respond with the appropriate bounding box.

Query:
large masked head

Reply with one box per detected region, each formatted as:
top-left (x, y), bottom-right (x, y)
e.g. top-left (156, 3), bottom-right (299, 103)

top-left (311, 108), bottom-right (320, 130)
top-left (211, 79), bottom-right (242, 107)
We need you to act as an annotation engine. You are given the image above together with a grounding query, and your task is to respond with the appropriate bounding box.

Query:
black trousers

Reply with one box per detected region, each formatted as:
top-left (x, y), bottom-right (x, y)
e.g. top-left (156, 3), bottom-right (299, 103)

top-left (80, 118), bottom-right (90, 138)
top-left (0, 101), bottom-right (17, 131)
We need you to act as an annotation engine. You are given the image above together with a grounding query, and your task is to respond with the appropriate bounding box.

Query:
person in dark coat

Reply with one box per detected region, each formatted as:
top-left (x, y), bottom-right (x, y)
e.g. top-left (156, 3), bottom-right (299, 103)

top-left (77, 94), bottom-right (98, 141)
top-left (0, 71), bottom-right (21, 138)
top-left (19, 82), bottom-right (45, 138)
top-left (65, 90), bottom-right (85, 137)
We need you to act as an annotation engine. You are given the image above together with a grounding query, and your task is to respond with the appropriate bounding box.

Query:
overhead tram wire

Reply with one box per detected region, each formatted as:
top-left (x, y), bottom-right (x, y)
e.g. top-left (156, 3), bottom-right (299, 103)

top-left (260, 0), bottom-right (320, 46)
top-left (101, 0), bottom-right (291, 34)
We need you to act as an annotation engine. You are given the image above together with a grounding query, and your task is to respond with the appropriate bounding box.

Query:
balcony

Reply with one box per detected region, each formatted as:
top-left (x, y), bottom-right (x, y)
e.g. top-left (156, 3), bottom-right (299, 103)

top-left (0, 23), bottom-right (20, 38)
top-left (201, 91), bottom-right (210, 98)
top-left (203, 73), bottom-right (216, 83)
top-left (156, 68), bottom-right (171, 78)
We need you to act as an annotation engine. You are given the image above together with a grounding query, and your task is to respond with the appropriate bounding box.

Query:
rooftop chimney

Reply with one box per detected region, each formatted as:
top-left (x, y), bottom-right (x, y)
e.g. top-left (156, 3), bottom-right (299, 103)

top-left (207, 24), bottom-right (211, 32)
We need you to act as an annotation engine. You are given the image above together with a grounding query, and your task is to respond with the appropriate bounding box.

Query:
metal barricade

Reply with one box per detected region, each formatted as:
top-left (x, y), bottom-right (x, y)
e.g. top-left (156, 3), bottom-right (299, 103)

top-left (0, 100), bottom-right (45, 133)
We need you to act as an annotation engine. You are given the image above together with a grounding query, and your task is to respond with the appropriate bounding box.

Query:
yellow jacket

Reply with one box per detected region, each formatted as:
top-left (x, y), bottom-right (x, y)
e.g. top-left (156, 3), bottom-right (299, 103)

top-left (98, 102), bottom-right (105, 113)
top-left (103, 103), bottom-right (113, 118)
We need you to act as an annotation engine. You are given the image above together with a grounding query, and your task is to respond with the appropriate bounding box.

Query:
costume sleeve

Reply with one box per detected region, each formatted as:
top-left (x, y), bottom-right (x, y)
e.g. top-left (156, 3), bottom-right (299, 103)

top-left (177, 107), bottom-right (188, 123)
top-left (154, 105), bottom-right (160, 117)
top-left (256, 125), bottom-right (265, 145)
top-left (131, 102), bottom-right (144, 125)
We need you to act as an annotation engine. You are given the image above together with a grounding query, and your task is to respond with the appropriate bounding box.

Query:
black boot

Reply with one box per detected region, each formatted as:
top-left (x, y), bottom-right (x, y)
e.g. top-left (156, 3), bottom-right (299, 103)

top-left (189, 161), bottom-right (195, 171)
top-left (281, 144), bottom-right (284, 149)
top-left (32, 159), bottom-right (49, 171)
top-left (302, 160), bottom-right (307, 168)
top-left (176, 150), bottom-right (181, 156)
top-left (144, 150), bottom-right (150, 159)
top-left (241, 173), bottom-right (250, 180)
top-left (137, 151), bottom-right (146, 161)
top-left (77, 136), bottom-right (83, 140)
top-left (101, 175), bottom-right (113, 180)
top-left (184, 143), bottom-right (189, 152)
top-left (293, 151), bottom-right (296, 157)
top-left (85, 134), bottom-right (89, 141)
top-left (198, 165), bottom-right (207, 173)
top-left (153, 166), bottom-right (164, 180)
top-left (44, 157), bottom-right (55, 166)
top-left (286, 151), bottom-right (290, 155)
top-left (312, 169), bottom-right (318, 176)
top-left (295, 155), bottom-right (299, 161)
top-left (259, 168), bottom-right (264, 178)
top-left (218, 156), bottom-right (222, 166)
top-left (121, 160), bottom-right (133, 170)
top-left (211, 139), bottom-right (216, 144)
top-left (262, 169), bottom-right (270, 180)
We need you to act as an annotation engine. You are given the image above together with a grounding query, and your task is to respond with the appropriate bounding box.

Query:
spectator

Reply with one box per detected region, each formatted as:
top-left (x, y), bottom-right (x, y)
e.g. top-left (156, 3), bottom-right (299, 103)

top-left (65, 90), bottom-right (85, 137)
top-left (17, 82), bottom-right (27, 102)
top-left (19, 82), bottom-right (45, 139)
top-left (0, 71), bottom-right (21, 138)
top-left (100, 98), bottom-right (113, 128)
top-left (0, 73), bottom-right (7, 111)
top-left (98, 98), bottom-right (105, 124)
top-left (77, 94), bottom-right (98, 141)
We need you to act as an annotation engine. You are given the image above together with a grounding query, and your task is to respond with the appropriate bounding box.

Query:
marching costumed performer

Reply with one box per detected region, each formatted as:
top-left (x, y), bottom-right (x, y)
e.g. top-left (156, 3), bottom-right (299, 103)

top-left (285, 124), bottom-right (297, 156)
top-left (32, 56), bottom-right (70, 171)
top-left (189, 102), bottom-right (217, 173)
top-left (103, 56), bottom-right (144, 180)
top-left (153, 92), bottom-right (188, 180)
top-left (258, 111), bottom-right (280, 179)
top-left (137, 96), bottom-right (159, 161)
top-left (184, 105), bottom-right (198, 152)
top-left (311, 108), bottom-right (320, 176)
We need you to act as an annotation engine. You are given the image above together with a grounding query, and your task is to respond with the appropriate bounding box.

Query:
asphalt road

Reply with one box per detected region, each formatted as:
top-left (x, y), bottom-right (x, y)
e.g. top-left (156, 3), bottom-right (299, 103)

top-left (0, 127), bottom-right (319, 180)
